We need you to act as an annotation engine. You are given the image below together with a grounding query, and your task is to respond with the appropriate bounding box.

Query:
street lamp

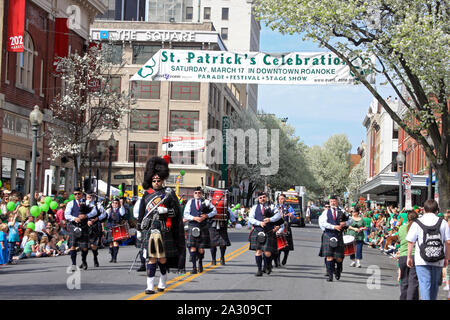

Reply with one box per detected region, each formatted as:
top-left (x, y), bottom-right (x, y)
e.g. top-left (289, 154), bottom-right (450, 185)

top-left (29, 105), bottom-right (43, 206)
top-left (96, 143), bottom-right (106, 198)
top-left (106, 133), bottom-right (115, 199)
top-left (396, 152), bottom-right (406, 209)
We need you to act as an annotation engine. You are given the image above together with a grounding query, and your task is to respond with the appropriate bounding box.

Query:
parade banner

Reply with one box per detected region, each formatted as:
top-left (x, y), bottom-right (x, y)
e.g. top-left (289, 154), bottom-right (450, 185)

top-left (130, 49), bottom-right (375, 85)
top-left (7, 0), bottom-right (26, 52)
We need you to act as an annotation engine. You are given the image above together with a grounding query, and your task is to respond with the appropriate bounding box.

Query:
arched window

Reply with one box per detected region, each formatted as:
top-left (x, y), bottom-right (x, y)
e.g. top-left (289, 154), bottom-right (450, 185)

top-left (16, 32), bottom-right (34, 90)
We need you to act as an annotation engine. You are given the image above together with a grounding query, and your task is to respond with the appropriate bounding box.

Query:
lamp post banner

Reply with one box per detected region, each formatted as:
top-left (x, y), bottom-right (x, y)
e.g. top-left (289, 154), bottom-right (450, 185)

top-left (130, 49), bottom-right (375, 85)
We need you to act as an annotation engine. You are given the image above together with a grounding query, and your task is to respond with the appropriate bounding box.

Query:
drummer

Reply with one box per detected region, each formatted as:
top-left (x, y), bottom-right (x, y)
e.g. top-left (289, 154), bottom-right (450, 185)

top-left (105, 198), bottom-right (126, 263)
top-left (345, 205), bottom-right (365, 268)
top-left (275, 193), bottom-right (296, 266)
top-left (318, 195), bottom-right (352, 282)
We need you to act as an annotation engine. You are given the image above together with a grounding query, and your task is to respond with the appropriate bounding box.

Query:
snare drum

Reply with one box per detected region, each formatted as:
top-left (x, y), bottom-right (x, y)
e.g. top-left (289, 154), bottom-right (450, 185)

top-left (277, 235), bottom-right (288, 250)
top-left (112, 225), bottom-right (129, 242)
top-left (211, 190), bottom-right (228, 221)
top-left (343, 235), bottom-right (356, 256)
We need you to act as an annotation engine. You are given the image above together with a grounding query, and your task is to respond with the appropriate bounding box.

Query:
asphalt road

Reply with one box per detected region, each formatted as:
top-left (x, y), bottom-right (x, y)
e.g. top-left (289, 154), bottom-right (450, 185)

top-left (0, 224), bottom-right (447, 300)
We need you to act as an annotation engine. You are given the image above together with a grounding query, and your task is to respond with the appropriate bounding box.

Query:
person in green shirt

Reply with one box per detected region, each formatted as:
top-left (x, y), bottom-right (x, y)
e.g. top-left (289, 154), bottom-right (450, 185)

top-left (363, 214), bottom-right (372, 244)
top-left (397, 211), bottom-right (419, 300)
top-left (346, 206), bottom-right (365, 268)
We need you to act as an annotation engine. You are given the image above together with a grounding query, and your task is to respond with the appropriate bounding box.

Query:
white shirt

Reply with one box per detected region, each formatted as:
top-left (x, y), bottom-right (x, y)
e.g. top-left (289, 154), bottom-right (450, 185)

top-left (406, 213), bottom-right (450, 267)
top-left (318, 207), bottom-right (353, 232)
top-left (184, 198), bottom-right (217, 221)
top-left (248, 204), bottom-right (281, 227)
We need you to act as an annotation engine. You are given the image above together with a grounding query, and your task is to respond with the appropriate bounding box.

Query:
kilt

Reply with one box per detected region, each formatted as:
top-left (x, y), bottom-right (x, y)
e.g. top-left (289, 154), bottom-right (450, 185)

top-left (284, 224), bottom-right (294, 251)
top-left (68, 223), bottom-right (89, 249)
top-left (141, 228), bottom-right (179, 258)
top-left (186, 223), bottom-right (210, 249)
top-left (209, 222), bottom-right (231, 247)
top-left (249, 228), bottom-right (277, 253)
top-left (88, 223), bottom-right (102, 246)
top-left (319, 232), bottom-right (345, 259)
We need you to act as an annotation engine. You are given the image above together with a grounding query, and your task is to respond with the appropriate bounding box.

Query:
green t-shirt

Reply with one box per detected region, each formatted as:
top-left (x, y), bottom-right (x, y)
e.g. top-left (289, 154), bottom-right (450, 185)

top-left (363, 217), bottom-right (371, 228)
top-left (24, 240), bottom-right (35, 254)
top-left (398, 224), bottom-right (414, 257)
top-left (346, 218), bottom-right (365, 241)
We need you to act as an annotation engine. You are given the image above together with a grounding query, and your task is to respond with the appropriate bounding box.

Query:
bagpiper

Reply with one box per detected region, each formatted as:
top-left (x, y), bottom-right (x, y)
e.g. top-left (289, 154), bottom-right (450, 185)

top-left (275, 193), bottom-right (296, 266)
top-left (136, 156), bottom-right (185, 294)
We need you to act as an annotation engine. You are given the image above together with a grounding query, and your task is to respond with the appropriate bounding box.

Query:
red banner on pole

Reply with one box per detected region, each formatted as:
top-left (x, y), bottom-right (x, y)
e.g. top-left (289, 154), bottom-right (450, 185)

top-left (7, 0), bottom-right (26, 52)
top-left (54, 18), bottom-right (69, 59)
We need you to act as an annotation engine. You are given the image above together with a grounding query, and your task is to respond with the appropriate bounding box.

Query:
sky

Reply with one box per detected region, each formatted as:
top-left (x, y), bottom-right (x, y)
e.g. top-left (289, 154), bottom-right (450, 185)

top-left (257, 25), bottom-right (394, 153)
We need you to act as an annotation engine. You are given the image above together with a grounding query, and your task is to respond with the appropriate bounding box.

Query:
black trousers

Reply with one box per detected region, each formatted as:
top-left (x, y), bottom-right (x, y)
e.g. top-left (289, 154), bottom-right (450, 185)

top-left (398, 255), bottom-right (419, 300)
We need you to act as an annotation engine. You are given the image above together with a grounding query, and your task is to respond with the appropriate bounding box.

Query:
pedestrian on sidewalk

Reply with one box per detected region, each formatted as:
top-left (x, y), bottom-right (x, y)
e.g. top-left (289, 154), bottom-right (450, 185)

top-left (406, 199), bottom-right (450, 300)
top-left (397, 211), bottom-right (419, 300)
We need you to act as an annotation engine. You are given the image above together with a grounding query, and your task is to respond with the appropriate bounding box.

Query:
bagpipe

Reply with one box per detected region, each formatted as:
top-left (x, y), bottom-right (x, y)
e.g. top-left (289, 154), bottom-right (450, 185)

top-left (255, 204), bottom-right (283, 244)
top-left (140, 188), bottom-right (176, 232)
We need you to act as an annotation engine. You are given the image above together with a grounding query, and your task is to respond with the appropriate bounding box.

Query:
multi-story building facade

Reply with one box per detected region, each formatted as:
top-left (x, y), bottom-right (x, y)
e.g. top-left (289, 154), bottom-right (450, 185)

top-left (359, 97), bottom-right (428, 206)
top-left (89, 20), bottom-right (244, 197)
top-left (0, 0), bottom-right (105, 194)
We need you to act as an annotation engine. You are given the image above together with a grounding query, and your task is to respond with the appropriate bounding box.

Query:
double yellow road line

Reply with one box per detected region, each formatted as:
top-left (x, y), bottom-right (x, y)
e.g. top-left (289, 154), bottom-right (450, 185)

top-left (129, 243), bottom-right (249, 300)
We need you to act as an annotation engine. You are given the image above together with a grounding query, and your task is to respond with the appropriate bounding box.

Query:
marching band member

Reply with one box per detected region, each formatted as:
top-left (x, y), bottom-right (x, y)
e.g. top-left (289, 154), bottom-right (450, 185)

top-left (276, 193), bottom-right (296, 266)
top-left (105, 198), bottom-right (126, 263)
top-left (136, 156), bottom-right (185, 294)
top-left (64, 188), bottom-right (97, 271)
top-left (184, 187), bottom-right (216, 273)
top-left (318, 195), bottom-right (352, 282)
top-left (84, 193), bottom-right (104, 268)
top-left (249, 192), bottom-right (282, 276)
top-left (208, 205), bottom-right (234, 266)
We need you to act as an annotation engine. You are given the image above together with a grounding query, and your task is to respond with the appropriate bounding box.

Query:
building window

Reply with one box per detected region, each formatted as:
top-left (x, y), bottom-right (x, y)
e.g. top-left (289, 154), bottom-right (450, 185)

top-left (222, 8), bottom-right (229, 20)
top-left (1, 157), bottom-right (12, 190)
top-left (130, 80), bottom-right (160, 99)
top-left (2, 112), bottom-right (31, 139)
top-left (16, 32), bottom-right (34, 90)
top-left (130, 110), bottom-right (159, 131)
top-left (186, 6), bottom-right (193, 20)
top-left (204, 7), bottom-right (211, 20)
top-left (129, 142), bottom-right (158, 163)
top-left (169, 151), bottom-right (198, 165)
top-left (90, 140), bottom-right (119, 161)
top-left (171, 82), bottom-right (200, 100)
top-left (102, 43), bottom-right (123, 64)
top-left (221, 28), bottom-right (228, 40)
top-left (39, 59), bottom-right (44, 96)
top-left (132, 45), bottom-right (161, 65)
top-left (104, 76), bottom-right (121, 93)
top-left (170, 110), bottom-right (199, 132)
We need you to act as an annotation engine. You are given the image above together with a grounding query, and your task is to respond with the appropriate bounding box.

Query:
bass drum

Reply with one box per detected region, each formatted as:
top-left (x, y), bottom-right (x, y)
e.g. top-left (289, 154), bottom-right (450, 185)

top-left (211, 190), bottom-right (228, 221)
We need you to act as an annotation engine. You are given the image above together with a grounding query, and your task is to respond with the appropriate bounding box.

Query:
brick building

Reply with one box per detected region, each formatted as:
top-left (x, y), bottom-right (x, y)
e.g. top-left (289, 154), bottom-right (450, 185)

top-left (0, 0), bottom-right (105, 194)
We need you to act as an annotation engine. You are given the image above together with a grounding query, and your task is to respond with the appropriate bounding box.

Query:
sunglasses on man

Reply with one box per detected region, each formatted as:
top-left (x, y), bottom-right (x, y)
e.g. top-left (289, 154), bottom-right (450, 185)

top-left (152, 179), bottom-right (162, 183)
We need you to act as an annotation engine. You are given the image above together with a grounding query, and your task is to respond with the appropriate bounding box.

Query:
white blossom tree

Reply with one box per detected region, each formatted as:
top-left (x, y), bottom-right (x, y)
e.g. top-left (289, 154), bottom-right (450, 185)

top-left (348, 160), bottom-right (367, 203)
top-left (255, 0), bottom-right (450, 210)
top-left (49, 44), bottom-right (134, 187)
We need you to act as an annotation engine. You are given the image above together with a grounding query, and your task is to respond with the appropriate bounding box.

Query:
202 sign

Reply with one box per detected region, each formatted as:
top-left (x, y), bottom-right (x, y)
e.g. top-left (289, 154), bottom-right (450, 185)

top-left (9, 35), bottom-right (24, 48)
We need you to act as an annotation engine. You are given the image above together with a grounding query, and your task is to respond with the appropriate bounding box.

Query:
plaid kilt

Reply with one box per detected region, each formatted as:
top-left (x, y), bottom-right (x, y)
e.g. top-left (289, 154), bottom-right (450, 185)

top-left (284, 224), bottom-right (294, 251)
top-left (141, 228), bottom-right (179, 258)
top-left (88, 223), bottom-right (102, 246)
top-left (68, 223), bottom-right (89, 249)
top-left (319, 232), bottom-right (345, 259)
top-left (186, 224), bottom-right (210, 249)
top-left (249, 228), bottom-right (277, 253)
top-left (209, 223), bottom-right (231, 247)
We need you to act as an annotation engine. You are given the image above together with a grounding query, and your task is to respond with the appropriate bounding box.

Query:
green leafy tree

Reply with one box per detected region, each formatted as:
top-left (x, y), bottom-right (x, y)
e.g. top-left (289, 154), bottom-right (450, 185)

top-left (255, 0), bottom-right (449, 210)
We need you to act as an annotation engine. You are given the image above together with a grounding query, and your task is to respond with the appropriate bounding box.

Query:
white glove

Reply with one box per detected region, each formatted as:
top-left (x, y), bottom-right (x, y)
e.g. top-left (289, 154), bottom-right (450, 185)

top-left (204, 200), bottom-right (210, 207)
top-left (136, 231), bottom-right (142, 240)
top-left (157, 207), bottom-right (168, 214)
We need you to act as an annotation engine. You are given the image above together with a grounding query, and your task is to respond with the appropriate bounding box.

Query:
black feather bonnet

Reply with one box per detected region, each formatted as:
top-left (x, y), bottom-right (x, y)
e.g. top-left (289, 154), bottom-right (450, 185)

top-left (142, 156), bottom-right (170, 189)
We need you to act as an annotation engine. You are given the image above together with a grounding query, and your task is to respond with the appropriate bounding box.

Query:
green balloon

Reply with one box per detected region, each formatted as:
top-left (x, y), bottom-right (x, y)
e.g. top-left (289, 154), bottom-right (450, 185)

top-left (0, 180), bottom-right (2, 188)
top-left (30, 205), bottom-right (41, 217)
top-left (44, 196), bottom-right (52, 205)
top-left (119, 191), bottom-right (124, 197)
top-left (118, 184), bottom-right (123, 190)
top-left (40, 203), bottom-right (50, 212)
top-left (7, 201), bottom-right (16, 211)
top-left (50, 201), bottom-right (59, 210)
top-left (235, 204), bottom-right (241, 209)
top-left (27, 222), bottom-right (35, 231)
top-left (180, 170), bottom-right (186, 176)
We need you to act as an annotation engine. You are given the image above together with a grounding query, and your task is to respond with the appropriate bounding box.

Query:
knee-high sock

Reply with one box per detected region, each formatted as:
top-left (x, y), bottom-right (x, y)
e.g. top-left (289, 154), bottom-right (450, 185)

top-left (109, 246), bottom-right (113, 258)
top-left (263, 255), bottom-right (272, 270)
top-left (220, 246), bottom-right (226, 259)
top-left (92, 249), bottom-right (98, 261)
top-left (336, 261), bottom-right (343, 273)
top-left (81, 249), bottom-right (88, 263)
top-left (255, 255), bottom-right (263, 271)
top-left (113, 246), bottom-right (119, 260)
top-left (70, 250), bottom-right (77, 266)
top-left (325, 260), bottom-right (334, 277)
top-left (190, 251), bottom-right (197, 269)
top-left (157, 262), bottom-right (168, 289)
top-left (210, 247), bottom-right (217, 261)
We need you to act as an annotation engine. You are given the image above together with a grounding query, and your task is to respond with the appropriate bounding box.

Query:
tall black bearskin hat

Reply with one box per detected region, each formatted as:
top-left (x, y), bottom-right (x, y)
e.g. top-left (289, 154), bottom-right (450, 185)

top-left (142, 156), bottom-right (170, 189)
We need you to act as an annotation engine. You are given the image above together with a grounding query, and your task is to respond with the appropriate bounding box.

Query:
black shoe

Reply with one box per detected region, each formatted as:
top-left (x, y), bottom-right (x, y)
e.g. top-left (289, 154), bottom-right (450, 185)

top-left (262, 266), bottom-right (267, 273)
top-left (94, 259), bottom-right (99, 268)
top-left (281, 257), bottom-right (287, 266)
top-left (145, 289), bottom-right (155, 295)
top-left (80, 262), bottom-right (88, 270)
top-left (157, 288), bottom-right (165, 292)
top-left (255, 270), bottom-right (263, 277)
top-left (109, 258), bottom-right (114, 263)
top-left (335, 272), bottom-right (341, 280)
top-left (112, 259), bottom-right (117, 263)
top-left (198, 264), bottom-right (203, 273)
top-left (327, 276), bottom-right (333, 282)
top-left (220, 258), bottom-right (226, 265)
top-left (267, 264), bottom-right (272, 275)
top-left (211, 260), bottom-right (217, 265)
top-left (191, 268), bottom-right (198, 274)
top-left (137, 265), bottom-right (146, 272)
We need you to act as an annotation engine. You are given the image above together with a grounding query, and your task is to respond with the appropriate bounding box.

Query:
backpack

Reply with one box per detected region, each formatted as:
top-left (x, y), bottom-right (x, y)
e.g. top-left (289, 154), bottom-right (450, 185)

top-left (415, 217), bottom-right (445, 263)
